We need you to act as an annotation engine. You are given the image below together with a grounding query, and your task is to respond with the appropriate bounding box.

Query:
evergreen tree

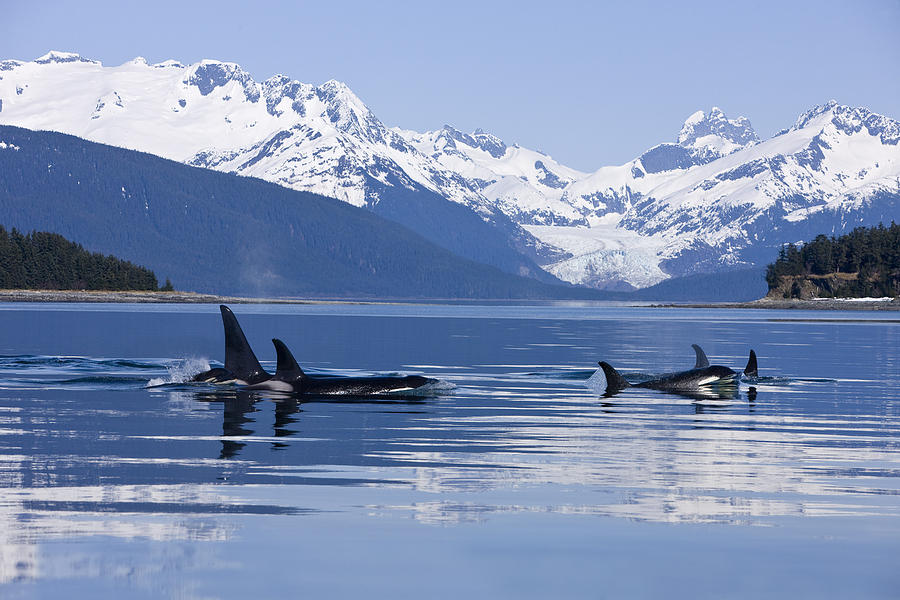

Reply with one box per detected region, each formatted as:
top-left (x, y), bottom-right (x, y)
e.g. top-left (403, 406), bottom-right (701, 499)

top-left (766, 223), bottom-right (900, 298)
top-left (0, 225), bottom-right (172, 291)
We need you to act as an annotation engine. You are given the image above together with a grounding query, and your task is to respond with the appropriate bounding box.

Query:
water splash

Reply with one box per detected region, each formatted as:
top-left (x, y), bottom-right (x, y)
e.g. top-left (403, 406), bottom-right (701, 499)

top-left (585, 367), bottom-right (607, 393)
top-left (147, 358), bottom-right (211, 387)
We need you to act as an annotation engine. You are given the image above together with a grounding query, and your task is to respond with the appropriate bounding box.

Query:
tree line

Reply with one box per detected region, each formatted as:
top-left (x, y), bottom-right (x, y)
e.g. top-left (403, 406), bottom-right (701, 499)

top-left (765, 222), bottom-right (900, 298)
top-left (0, 225), bottom-right (172, 291)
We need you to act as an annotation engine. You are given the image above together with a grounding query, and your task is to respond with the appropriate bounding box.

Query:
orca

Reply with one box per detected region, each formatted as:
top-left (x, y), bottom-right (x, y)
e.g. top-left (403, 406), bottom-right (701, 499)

top-left (192, 305), bottom-right (272, 385)
top-left (597, 344), bottom-right (740, 396)
top-left (246, 338), bottom-right (436, 396)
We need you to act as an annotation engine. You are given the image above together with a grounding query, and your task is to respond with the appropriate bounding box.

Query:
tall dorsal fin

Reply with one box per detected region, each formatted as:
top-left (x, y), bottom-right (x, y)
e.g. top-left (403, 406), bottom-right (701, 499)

top-left (220, 305), bottom-right (268, 383)
top-left (272, 338), bottom-right (305, 381)
top-left (744, 349), bottom-right (758, 378)
top-left (598, 361), bottom-right (630, 393)
top-left (692, 344), bottom-right (710, 369)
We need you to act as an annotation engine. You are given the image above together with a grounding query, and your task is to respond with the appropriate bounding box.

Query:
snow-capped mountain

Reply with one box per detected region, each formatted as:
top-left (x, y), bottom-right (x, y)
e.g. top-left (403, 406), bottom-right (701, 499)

top-left (401, 102), bottom-right (897, 290)
top-left (0, 51), bottom-right (560, 282)
top-left (1, 51), bottom-right (443, 207)
top-left (397, 125), bottom-right (588, 226)
top-left (1, 51), bottom-right (897, 290)
top-left (395, 107), bottom-right (767, 289)
top-left (544, 101), bottom-right (900, 286)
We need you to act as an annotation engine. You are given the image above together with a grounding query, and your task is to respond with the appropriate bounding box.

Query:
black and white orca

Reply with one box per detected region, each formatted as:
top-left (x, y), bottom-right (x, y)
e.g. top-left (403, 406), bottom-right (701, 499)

top-left (193, 305), bottom-right (435, 396)
top-left (597, 345), bottom-right (757, 396)
top-left (247, 339), bottom-right (436, 396)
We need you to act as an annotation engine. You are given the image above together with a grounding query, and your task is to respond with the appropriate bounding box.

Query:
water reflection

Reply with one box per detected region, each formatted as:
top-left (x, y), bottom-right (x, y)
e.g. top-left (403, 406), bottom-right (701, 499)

top-left (183, 387), bottom-right (434, 460)
top-left (3, 372), bottom-right (899, 529)
top-left (220, 393), bottom-right (256, 459)
top-left (0, 480), bottom-right (310, 583)
top-left (273, 398), bottom-right (301, 447)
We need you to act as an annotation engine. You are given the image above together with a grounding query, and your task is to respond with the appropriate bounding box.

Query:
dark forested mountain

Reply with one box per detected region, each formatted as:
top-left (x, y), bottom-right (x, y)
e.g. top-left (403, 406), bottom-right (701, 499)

top-left (0, 225), bottom-right (166, 290)
top-left (0, 125), bottom-right (594, 298)
top-left (765, 223), bottom-right (900, 298)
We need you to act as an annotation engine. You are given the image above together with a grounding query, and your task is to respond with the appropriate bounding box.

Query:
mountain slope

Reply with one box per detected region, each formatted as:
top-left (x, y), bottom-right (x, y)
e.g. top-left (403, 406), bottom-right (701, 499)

top-left (483, 103), bottom-right (899, 288)
top-left (0, 52), bottom-right (557, 282)
top-left (0, 125), bottom-right (594, 298)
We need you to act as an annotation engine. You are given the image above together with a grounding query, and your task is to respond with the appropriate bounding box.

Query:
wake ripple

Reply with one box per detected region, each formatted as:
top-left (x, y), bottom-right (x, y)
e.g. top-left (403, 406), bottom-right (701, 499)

top-left (0, 354), bottom-right (212, 390)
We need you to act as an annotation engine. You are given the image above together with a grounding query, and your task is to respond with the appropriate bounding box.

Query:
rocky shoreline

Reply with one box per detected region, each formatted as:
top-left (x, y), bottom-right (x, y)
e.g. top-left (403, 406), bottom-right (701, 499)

top-left (1, 289), bottom-right (898, 310)
top-left (657, 297), bottom-right (900, 311)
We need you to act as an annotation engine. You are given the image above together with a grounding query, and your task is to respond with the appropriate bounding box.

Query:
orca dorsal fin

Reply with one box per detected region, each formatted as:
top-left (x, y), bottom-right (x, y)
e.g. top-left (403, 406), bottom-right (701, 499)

top-left (220, 305), bottom-right (268, 383)
top-left (692, 344), bottom-right (710, 369)
top-left (598, 361), bottom-right (630, 393)
top-left (744, 349), bottom-right (758, 378)
top-left (272, 338), bottom-right (306, 381)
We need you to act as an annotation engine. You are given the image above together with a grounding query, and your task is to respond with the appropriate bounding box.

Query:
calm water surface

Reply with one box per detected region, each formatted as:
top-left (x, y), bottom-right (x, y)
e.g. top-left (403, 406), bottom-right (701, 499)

top-left (0, 303), bottom-right (898, 598)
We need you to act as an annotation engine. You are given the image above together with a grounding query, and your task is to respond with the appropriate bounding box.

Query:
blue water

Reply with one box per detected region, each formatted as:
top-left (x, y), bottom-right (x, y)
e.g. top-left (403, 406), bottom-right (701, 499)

top-left (0, 303), bottom-right (898, 598)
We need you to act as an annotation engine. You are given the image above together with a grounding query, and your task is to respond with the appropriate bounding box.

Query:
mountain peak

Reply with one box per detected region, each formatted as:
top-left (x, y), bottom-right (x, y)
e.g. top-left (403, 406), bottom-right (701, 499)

top-left (152, 59), bottom-right (185, 69)
top-left (313, 79), bottom-right (386, 143)
top-left (317, 79), bottom-right (367, 109)
top-left (471, 128), bottom-right (507, 159)
top-left (438, 126), bottom-right (507, 159)
top-left (184, 60), bottom-right (259, 102)
top-left (34, 51), bottom-right (99, 66)
top-left (792, 100), bottom-right (840, 130)
top-left (677, 107), bottom-right (758, 148)
top-left (317, 79), bottom-right (370, 111)
top-left (675, 106), bottom-right (758, 164)
top-left (320, 79), bottom-right (351, 92)
top-left (791, 101), bottom-right (900, 145)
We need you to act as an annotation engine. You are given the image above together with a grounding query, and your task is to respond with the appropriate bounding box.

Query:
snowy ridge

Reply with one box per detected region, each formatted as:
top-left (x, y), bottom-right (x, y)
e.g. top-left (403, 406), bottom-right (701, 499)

top-left (396, 125), bottom-right (588, 226)
top-left (0, 52), bottom-right (898, 289)
top-left (0, 51), bottom-right (561, 277)
top-left (0, 52), bottom-right (495, 214)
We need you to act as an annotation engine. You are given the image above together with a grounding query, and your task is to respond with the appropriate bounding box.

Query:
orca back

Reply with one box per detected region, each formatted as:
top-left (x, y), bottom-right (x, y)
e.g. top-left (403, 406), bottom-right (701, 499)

top-left (272, 338), bottom-right (306, 382)
top-left (220, 305), bottom-right (268, 384)
top-left (691, 344), bottom-right (710, 368)
top-left (192, 367), bottom-right (233, 383)
top-left (638, 365), bottom-right (738, 391)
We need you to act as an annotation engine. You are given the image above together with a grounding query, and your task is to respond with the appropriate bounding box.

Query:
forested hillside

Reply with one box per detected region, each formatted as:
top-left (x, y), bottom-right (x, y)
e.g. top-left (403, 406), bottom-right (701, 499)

top-left (0, 125), bottom-right (593, 298)
top-left (0, 225), bottom-right (167, 290)
top-left (765, 223), bottom-right (900, 298)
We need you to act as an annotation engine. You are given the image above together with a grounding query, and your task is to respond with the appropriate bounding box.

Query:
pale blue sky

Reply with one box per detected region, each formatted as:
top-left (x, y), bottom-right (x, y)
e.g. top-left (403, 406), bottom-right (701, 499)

top-left (3, 0), bottom-right (898, 170)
